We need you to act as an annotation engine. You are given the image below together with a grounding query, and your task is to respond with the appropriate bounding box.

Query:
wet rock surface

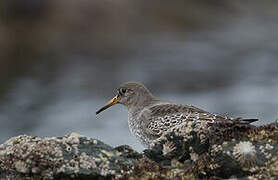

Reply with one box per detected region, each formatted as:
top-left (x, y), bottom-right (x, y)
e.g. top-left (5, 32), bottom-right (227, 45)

top-left (1, 120), bottom-right (278, 179)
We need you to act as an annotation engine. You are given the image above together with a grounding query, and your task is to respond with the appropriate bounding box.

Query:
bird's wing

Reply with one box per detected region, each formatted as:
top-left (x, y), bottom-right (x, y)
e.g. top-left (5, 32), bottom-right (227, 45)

top-left (141, 103), bottom-right (232, 137)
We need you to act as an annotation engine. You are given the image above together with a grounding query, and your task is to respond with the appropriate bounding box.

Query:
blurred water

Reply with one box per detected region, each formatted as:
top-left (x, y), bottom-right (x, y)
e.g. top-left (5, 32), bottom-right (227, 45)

top-left (0, 1), bottom-right (278, 151)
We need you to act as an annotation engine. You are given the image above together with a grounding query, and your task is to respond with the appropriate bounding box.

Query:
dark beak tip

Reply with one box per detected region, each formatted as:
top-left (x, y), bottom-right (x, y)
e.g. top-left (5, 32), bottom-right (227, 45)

top-left (96, 106), bottom-right (107, 115)
top-left (96, 109), bottom-right (102, 115)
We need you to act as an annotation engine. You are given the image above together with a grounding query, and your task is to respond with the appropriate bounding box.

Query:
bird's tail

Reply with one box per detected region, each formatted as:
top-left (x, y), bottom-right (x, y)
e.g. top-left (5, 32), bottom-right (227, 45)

top-left (238, 118), bottom-right (258, 124)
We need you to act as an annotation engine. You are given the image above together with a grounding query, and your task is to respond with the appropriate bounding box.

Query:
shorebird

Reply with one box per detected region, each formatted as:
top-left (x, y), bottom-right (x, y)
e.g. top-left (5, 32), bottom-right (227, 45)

top-left (96, 82), bottom-right (257, 147)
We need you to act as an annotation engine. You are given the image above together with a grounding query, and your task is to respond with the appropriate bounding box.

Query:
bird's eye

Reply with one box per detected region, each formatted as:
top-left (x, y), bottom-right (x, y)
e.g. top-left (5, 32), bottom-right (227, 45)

top-left (121, 88), bottom-right (127, 94)
top-left (118, 88), bottom-right (127, 96)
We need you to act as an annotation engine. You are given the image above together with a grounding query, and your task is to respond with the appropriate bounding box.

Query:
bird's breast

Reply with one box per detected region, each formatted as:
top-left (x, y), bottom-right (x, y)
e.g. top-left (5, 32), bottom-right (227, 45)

top-left (127, 111), bottom-right (140, 136)
top-left (127, 110), bottom-right (150, 145)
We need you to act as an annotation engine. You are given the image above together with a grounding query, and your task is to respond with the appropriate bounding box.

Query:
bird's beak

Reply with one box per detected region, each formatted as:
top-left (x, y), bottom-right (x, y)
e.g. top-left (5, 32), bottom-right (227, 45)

top-left (96, 95), bottom-right (119, 115)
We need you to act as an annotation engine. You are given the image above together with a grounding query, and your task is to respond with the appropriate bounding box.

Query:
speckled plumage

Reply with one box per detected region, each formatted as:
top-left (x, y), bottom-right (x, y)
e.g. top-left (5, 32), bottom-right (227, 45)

top-left (97, 82), bottom-right (257, 148)
top-left (128, 102), bottom-right (251, 147)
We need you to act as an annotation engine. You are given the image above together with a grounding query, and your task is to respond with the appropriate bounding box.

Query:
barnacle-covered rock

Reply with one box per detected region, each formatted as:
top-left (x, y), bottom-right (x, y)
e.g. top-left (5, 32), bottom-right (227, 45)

top-left (120, 158), bottom-right (195, 180)
top-left (145, 119), bottom-right (278, 179)
top-left (1, 120), bottom-right (278, 179)
top-left (0, 133), bottom-right (140, 179)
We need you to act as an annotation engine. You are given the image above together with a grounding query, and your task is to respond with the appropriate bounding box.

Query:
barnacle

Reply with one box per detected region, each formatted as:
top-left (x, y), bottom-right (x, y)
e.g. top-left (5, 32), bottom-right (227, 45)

top-left (232, 141), bottom-right (257, 168)
top-left (162, 141), bottom-right (176, 157)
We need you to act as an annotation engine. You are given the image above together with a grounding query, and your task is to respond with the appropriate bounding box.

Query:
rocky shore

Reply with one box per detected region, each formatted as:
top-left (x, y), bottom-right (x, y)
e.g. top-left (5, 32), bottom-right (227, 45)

top-left (1, 119), bottom-right (278, 179)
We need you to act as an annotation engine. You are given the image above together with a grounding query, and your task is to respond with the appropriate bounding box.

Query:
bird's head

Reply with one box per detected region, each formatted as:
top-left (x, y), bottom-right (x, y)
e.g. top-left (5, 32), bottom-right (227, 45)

top-left (96, 82), bottom-right (155, 114)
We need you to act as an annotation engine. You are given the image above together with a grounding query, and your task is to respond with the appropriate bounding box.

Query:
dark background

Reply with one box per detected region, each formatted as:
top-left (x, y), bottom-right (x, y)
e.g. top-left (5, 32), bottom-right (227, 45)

top-left (0, 0), bottom-right (277, 151)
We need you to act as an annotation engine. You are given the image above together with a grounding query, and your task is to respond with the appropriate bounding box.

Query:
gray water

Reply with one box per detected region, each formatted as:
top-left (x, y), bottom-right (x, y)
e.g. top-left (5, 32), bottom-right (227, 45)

top-left (0, 1), bottom-right (278, 151)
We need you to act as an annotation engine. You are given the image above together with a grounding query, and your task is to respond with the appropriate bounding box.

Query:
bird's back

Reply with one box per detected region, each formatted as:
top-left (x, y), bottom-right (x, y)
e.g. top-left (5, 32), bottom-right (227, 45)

top-left (134, 103), bottom-right (257, 147)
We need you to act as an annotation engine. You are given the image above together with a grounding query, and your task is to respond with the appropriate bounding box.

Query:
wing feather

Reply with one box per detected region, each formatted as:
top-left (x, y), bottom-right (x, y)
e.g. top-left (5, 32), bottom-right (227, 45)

top-left (143, 103), bottom-right (230, 136)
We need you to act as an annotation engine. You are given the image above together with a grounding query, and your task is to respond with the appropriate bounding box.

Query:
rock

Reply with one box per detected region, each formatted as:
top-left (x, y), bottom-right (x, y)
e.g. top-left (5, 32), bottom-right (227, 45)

top-left (145, 119), bottom-right (278, 179)
top-left (0, 133), bottom-right (139, 179)
top-left (1, 120), bottom-right (278, 179)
